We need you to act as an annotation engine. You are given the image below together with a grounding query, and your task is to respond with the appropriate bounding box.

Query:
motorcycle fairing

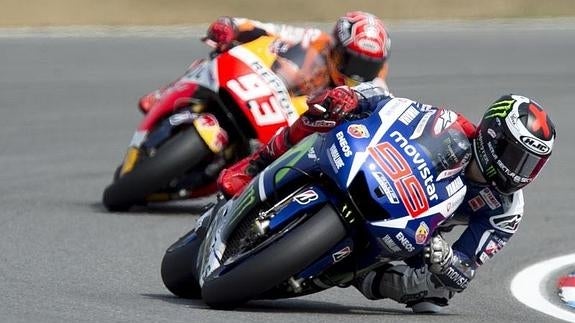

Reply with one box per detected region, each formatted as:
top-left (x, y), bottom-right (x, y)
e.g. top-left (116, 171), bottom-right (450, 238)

top-left (217, 43), bottom-right (291, 141)
top-left (195, 135), bottom-right (326, 286)
top-left (266, 185), bottom-right (331, 231)
top-left (181, 59), bottom-right (219, 92)
top-left (256, 97), bottom-right (468, 258)
top-left (198, 199), bottom-right (235, 286)
top-left (228, 36), bottom-right (307, 125)
top-left (198, 97), bottom-right (471, 287)
top-left (295, 237), bottom-right (355, 281)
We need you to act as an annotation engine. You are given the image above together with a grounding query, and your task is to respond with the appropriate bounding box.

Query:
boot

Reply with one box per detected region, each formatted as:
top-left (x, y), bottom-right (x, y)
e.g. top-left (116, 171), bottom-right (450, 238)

top-left (354, 264), bottom-right (453, 314)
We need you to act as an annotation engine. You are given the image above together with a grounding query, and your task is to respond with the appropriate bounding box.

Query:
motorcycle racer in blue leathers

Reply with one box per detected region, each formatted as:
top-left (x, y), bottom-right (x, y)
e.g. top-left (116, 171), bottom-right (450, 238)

top-left (218, 82), bottom-right (557, 313)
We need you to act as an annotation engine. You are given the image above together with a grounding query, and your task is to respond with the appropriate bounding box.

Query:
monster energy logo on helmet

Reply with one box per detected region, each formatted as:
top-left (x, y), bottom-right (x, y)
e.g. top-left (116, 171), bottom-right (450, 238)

top-left (485, 99), bottom-right (515, 119)
top-left (485, 165), bottom-right (497, 178)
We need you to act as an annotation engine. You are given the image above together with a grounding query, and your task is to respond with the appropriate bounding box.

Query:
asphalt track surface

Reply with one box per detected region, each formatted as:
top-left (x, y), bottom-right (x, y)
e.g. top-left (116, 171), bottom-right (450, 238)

top-left (1, 21), bottom-right (574, 323)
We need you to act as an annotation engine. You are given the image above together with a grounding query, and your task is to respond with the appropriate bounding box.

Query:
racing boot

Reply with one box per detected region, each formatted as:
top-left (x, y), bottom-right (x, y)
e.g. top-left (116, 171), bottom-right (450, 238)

top-left (354, 264), bottom-right (454, 314)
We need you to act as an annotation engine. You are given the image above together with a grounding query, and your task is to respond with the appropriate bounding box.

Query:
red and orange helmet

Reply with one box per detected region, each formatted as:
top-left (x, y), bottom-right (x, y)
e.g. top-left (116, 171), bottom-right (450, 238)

top-left (329, 11), bottom-right (390, 86)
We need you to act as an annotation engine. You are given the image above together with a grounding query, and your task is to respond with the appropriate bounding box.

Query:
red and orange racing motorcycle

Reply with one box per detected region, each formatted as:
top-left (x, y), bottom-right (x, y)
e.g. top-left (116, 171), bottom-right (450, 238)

top-left (102, 36), bottom-right (328, 211)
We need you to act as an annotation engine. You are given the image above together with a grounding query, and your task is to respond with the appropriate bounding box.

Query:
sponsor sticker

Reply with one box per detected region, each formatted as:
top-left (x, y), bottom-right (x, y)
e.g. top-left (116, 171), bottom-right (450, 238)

top-left (480, 188), bottom-right (502, 210)
top-left (372, 171), bottom-right (399, 204)
top-left (468, 195), bottom-right (485, 211)
top-left (395, 232), bottom-right (415, 252)
top-left (410, 110), bottom-right (435, 140)
top-left (336, 131), bottom-right (353, 157)
top-left (293, 189), bottom-right (319, 205)
top-left (415, 222), bottom-right (430, 245)
top-left (332, 246), bottom-right (352, 262)
top-left (169, 110), bottom-right (196, 126)
top-left (477, 237), bottom-right (506, 265)
top-left (381, 235), bottom-right (402, 253)
top-left (521, 135), bottom-right (551, 155)
top-left (347, 124), bottom-right (370, 139)
top-left (307, 147), bottom-right (317, 159)
top-left (399, 106), bottom-right (419, 125)
top-left (445, 177), bottom-right (464, 196)
top-left (329, 144), bottom-right (344, 171)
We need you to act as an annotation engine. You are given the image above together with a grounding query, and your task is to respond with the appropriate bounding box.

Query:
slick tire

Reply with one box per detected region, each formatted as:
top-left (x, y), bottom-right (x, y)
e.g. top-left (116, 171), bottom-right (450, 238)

top-left (161, 229), bottom-right (202, 299)
top-left (102, 127), bottom-right (211, 212)
top-left (201, 204), bottom-right (346, 309)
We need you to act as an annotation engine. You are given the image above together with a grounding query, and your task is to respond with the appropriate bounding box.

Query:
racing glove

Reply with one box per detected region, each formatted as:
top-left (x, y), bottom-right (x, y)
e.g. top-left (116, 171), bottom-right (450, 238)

top-left (280, 86), bottom-right (359, 146)
top-left (202, 16), bottom-right (238, 52)
top-left (305, 86), bottom-right (359, 122)
top-left (424, 235), bottom-right (453, 274)
top-left (424, 235), bottom-right (475, 292)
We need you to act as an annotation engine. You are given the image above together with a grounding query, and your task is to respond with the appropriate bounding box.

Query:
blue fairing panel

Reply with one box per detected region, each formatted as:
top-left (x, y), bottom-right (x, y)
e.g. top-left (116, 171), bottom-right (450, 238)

top-left (268, 185), bottom-right (331, 231)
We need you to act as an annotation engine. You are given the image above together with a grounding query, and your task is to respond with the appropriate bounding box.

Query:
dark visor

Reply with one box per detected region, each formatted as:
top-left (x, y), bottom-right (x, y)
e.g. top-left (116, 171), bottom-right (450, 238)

top-left (496, 139), bottom-right (550, 182)
top-left (336, 47), bottom-right (383, 82)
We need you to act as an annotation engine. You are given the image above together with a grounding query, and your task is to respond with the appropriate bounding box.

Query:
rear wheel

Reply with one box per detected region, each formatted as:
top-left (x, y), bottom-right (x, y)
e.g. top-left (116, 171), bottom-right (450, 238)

top-left (201, 204), bottom-right (346, 308)
top-left (102, 127), bottom-right (212, 211)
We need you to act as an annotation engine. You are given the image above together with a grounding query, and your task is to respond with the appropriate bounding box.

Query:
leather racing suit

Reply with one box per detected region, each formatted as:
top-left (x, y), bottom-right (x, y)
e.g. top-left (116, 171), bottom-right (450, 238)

top-left (219, 81), bottom-right (525, 312)
top-left (139, 17), bottom-right (391, 113)
top-left (341, 84), bottom-right (525, 312)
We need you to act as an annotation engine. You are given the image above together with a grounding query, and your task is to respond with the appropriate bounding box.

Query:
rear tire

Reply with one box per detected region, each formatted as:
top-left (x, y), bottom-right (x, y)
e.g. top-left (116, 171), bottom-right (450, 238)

top-left (102, 127), bottom-right (212, 211)
top-left (201, 204), bottom-right (346, 308)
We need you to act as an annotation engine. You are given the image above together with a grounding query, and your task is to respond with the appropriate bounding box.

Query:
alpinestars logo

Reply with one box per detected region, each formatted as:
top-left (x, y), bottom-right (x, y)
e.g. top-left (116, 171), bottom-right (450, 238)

top-left (489, 213), bottom-right (522, 233)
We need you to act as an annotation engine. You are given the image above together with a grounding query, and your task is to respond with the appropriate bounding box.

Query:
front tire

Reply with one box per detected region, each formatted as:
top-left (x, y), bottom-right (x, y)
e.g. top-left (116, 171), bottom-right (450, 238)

top-left (102, 127), bottom-right (211, 211)
top-left (161, 229), bottom-right (203, 299)
top-left (201, 204), bottom-right (346, 308)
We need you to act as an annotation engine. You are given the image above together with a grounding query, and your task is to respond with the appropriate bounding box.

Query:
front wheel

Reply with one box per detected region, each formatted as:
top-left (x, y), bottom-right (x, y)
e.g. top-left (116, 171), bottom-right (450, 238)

top-left (102, 126), bottom-right (212, 211)
top-left (161, 229), bottom-right (203, 299)
top-left (161, 200), bottom-right (221, 298)
top-left (201, 204), bottom-right (347, 308)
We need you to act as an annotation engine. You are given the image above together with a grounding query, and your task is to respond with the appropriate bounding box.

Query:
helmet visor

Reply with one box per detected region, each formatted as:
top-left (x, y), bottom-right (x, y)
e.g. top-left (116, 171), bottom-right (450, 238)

top-left (494, 139), bottom-right (550, 190)
top-left (333, 46), bottom-right (383, 83)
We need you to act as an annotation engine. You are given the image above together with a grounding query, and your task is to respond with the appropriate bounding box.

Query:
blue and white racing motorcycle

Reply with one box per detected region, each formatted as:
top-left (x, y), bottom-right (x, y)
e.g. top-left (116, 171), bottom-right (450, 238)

top-left (161, 98), bottom-right (470, 308)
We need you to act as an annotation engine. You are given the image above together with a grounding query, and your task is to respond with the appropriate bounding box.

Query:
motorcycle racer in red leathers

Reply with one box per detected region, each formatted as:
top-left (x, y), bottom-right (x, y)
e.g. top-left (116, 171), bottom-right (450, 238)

top-left (217, 82), bottom-right (557, 313)
top-left (139, 11), bottom-right (392, 113)
top-left (136, 12), bottom-right (392, 199)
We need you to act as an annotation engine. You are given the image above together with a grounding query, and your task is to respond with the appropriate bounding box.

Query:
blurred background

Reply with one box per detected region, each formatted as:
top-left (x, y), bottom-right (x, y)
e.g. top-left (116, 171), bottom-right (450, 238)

top-left (1, 0), bottom-right (574, 27)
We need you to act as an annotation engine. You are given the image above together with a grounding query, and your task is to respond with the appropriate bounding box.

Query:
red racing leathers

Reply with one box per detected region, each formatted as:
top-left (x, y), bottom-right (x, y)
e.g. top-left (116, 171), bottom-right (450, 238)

top-left (139, 17), bottom-right (391, 113)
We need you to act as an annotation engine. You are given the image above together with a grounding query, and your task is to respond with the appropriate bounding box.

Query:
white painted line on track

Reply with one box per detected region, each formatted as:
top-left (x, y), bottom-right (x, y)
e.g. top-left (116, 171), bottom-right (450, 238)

top-left (511, 254), bottom-right (575, 323)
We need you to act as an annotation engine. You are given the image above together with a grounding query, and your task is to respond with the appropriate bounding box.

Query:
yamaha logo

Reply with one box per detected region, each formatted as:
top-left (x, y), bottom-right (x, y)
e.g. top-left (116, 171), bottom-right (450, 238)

top-left (520, 136), bottom-right (550, 155)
